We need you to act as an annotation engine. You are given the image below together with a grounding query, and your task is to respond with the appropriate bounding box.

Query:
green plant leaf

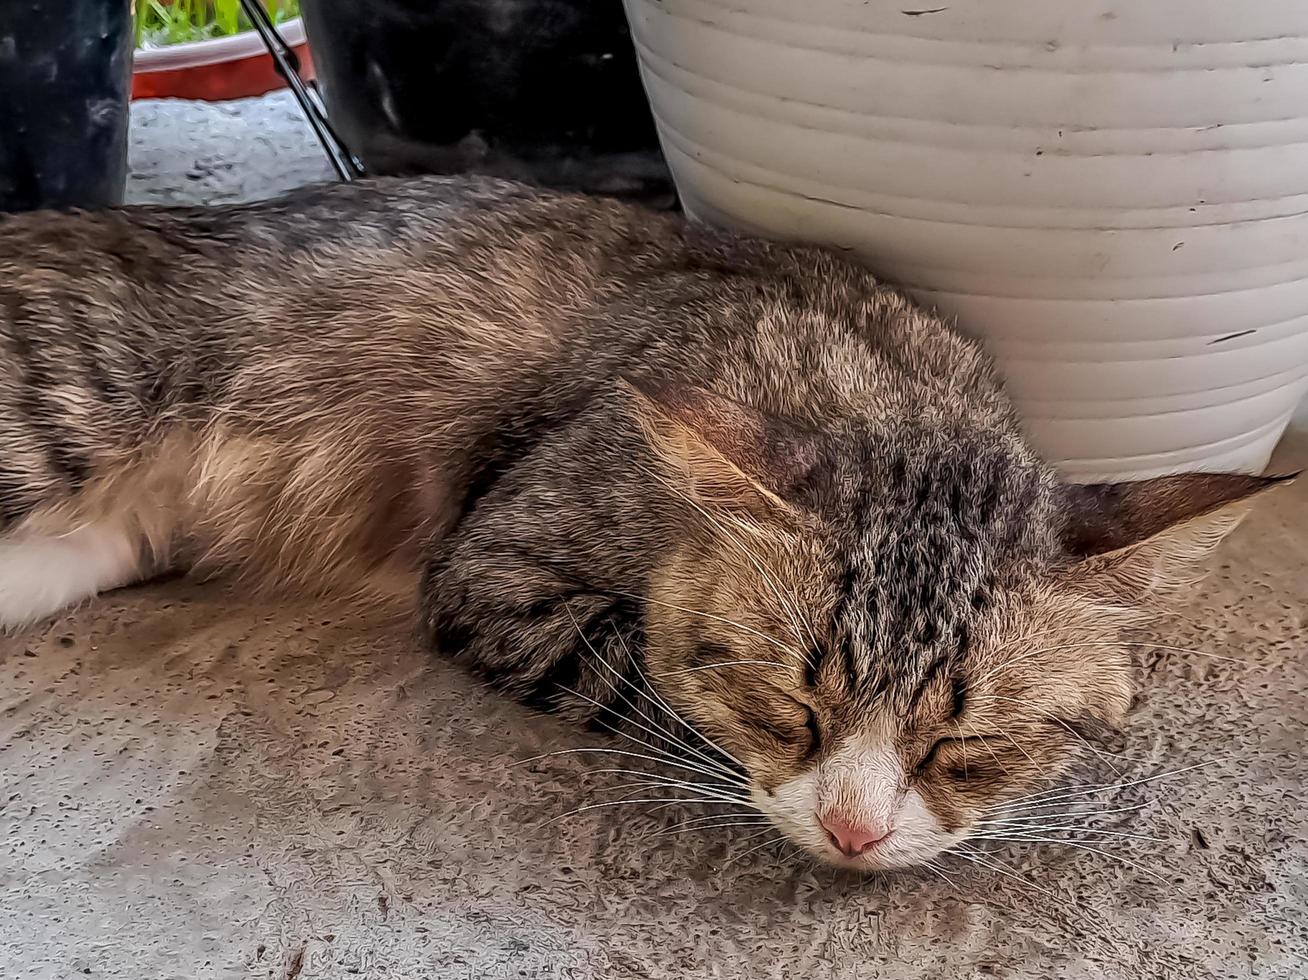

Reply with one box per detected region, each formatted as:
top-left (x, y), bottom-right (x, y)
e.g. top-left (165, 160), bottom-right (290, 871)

top-left (135, 0), bottom-right (300, 47)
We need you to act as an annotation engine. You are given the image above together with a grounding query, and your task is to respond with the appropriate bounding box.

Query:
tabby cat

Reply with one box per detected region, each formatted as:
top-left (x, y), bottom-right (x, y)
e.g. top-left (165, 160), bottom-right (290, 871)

top-left (0, 176), bottom-right (1285, 870)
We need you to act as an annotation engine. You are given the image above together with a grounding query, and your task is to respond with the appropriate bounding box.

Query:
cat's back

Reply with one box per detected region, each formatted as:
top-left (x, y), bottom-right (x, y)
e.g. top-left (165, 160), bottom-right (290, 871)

top-left (0, 175), bottom-right (566, 277)
top-left (0, 172), bottom-right (1013, 445)
top-left (0, 175), bottom-right (692, 391)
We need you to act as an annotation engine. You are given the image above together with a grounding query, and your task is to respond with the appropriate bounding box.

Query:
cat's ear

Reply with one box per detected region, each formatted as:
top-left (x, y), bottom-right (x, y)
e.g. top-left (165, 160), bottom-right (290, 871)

top-left (1060, 472), bottom-right (1293, 598)
top-left (622, 378), bottom-right (822, 517)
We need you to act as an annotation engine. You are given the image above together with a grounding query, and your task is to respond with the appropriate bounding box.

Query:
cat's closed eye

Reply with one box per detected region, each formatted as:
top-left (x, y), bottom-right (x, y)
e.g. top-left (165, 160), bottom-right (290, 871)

top-left (800, 703), bottom-right (821, 758)
top-left (915, 733), bottom-right (1005, 776)
top-left (753, 701), bottom-right (819, 757)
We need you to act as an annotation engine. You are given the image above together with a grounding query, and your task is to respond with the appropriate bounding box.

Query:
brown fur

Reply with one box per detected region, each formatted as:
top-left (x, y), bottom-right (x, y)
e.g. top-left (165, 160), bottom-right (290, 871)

top-left (0, 175), bottom-right (1287, 866)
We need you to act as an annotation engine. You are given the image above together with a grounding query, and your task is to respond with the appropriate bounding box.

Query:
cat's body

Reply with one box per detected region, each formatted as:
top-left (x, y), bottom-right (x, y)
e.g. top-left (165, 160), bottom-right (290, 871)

top-left (0, 176), bottom-right (1281, 870)
top-left (0, 175), bottom-right (1024, 672)
top-left (2, 176), bottom-right (661, 605)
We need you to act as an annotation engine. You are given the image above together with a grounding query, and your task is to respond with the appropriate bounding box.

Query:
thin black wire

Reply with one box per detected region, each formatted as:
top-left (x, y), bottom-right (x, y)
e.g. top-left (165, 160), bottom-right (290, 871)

top-left (236, 0), bottom-right (365, 181)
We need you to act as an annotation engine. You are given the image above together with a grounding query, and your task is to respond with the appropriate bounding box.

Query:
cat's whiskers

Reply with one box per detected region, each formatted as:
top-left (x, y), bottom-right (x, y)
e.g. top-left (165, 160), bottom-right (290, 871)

top-left (972, 822), bottom-right (1166, 843)
top-left (945, 844), bottom-right (1062, 901)
top-left (720, 832), bottom-right (788, 871)
top-left (730, 825), bottom-right (785, 847)
top-left (967, 693), bottom-right (1125, 774)
top-left (608, 627), bottom-right (750, 777)
top-left (980, 800), bottom-right (1152, 823)
top-left (541, 614), bottom-right (771, 828)
top-left (637, 462), bottom-right (819, 666)
top-left (945, 844), bottom-right (1135, 952)
top-left (561, 605), bottom-right (739, 778)
top-left (658, 810), bottom-right (770, 828)
top-left (560, 682), bottom-right (737, 782)
top-left (594, 773), bottom-right (753, 807)
top-left (966, 764), bottom-right (1203, 863)
top-left (522, 745), bottom-right (745, 788)
top-left (580, 765), bottom-right (745, 795)
top-left (952, 718), bottom-right (970, 781)
top-left (976, 638), bottom-right (1252, 691)
top-left (547, 796), bottom-right (751, 825)
top-left (574, 696), bottom-right (738, 782)
top-left (673, 659), bottom-right (797, 675)
top-left (589, 712), bottom-right (748, 792)
top-left (1120, 639), bottom-right (1254, 667)
top-left (567, 743), bottom-right (763, 819)
top-left (652, 814), bottom-right (772, 838)
top-left (602, 774), bottom-right (731, 802)
top-left (989, 727), bottom-right (1053, 782)
top-left (920, 859), bottom-right (961, 891)
top-left (967, 831), bottom-right (1170, 884)
top-left (945, 847), bottom-right (1147, 965)
top-left (550, 769), bottom-right (770, 840)
top-left (656, 820), bottom-right (776, 842)
top-left (994, 760), bottom-right (1215, 811)
top-left (609, 588), bottom-right (802, 661)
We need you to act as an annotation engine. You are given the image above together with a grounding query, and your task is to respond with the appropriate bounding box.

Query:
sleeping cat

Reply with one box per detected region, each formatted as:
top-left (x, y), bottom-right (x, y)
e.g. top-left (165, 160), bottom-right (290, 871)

top-left (0, 176), bottom-right (1285, 871)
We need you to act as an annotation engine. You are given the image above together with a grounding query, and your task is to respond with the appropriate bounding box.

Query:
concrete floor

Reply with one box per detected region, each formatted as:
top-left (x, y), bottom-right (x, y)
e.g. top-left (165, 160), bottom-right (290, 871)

top-left (0, 95), bottom-right (1304, 980)
top-left (126, 91), bottom-right (332, 207)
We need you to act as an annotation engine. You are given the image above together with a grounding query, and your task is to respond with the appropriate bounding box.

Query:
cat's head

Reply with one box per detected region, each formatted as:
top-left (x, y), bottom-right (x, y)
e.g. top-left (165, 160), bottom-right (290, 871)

top-left (630, 380), bottom-right (1285, 871)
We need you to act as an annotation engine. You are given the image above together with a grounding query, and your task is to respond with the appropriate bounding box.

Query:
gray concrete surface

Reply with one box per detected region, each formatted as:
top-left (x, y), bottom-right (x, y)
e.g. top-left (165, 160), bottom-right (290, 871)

top-left (0, 95), bottom-right (1304, 980)
top-left (127, 92), bottom-right (333, 206)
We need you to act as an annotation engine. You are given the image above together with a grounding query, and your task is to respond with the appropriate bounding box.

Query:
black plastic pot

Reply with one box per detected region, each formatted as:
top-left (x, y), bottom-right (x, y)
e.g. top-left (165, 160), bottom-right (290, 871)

top-left (301, 0), bottom-right (674, 207)
top-left (0, 0), bottom-right (134, 212)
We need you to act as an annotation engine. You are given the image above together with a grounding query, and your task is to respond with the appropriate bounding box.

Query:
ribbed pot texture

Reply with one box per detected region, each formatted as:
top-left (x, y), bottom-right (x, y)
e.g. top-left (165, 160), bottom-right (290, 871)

top-left (624, 0), bottom-right (1308, 479)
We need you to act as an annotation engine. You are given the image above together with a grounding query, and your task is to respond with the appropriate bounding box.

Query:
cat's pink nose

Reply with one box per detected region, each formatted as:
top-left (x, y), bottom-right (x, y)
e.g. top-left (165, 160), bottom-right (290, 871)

top-left (820, 814), bottom-right (891, 857)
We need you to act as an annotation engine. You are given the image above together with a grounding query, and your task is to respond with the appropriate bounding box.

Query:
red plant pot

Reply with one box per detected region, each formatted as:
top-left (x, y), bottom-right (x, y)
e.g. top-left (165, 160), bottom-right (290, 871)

top-left (132, 17), bottom-right (312, 101)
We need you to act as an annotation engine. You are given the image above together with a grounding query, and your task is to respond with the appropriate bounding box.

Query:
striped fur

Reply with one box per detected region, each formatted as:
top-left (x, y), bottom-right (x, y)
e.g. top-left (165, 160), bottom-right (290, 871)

top-left (0, 176), bottom-right (1281, 868)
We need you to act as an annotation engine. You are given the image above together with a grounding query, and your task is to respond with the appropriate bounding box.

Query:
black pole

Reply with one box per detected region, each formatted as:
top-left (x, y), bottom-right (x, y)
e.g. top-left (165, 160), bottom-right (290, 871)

top-left (0, 0), bottom-right (134, 211)
top-left (237, 0), bottom-right (364, 181)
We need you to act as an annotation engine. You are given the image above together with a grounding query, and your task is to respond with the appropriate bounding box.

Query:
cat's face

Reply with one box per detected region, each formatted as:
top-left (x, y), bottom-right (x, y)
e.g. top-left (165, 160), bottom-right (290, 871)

top-left (646, 533), bottom-right (1135, 870)
top-left (633, 381), bottom-right (1278, 870)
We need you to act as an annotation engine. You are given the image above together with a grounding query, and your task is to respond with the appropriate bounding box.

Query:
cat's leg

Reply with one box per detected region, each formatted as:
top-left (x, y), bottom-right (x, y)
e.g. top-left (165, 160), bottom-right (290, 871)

top-left (0, 454), bottom-right (184, 632)
top-left (420, 410), bottom-right (655, 718)
top-left (420, 478), bottom-right (734, 801)
top-left (422, 522), bottom-right (646, 715)
top-left (0, 518), bottom-right (145, 630)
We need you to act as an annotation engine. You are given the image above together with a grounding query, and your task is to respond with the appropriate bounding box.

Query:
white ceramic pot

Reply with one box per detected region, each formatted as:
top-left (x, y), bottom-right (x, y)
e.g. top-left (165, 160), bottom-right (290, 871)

top-left (623, 0), bottom-right (1308, 480)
